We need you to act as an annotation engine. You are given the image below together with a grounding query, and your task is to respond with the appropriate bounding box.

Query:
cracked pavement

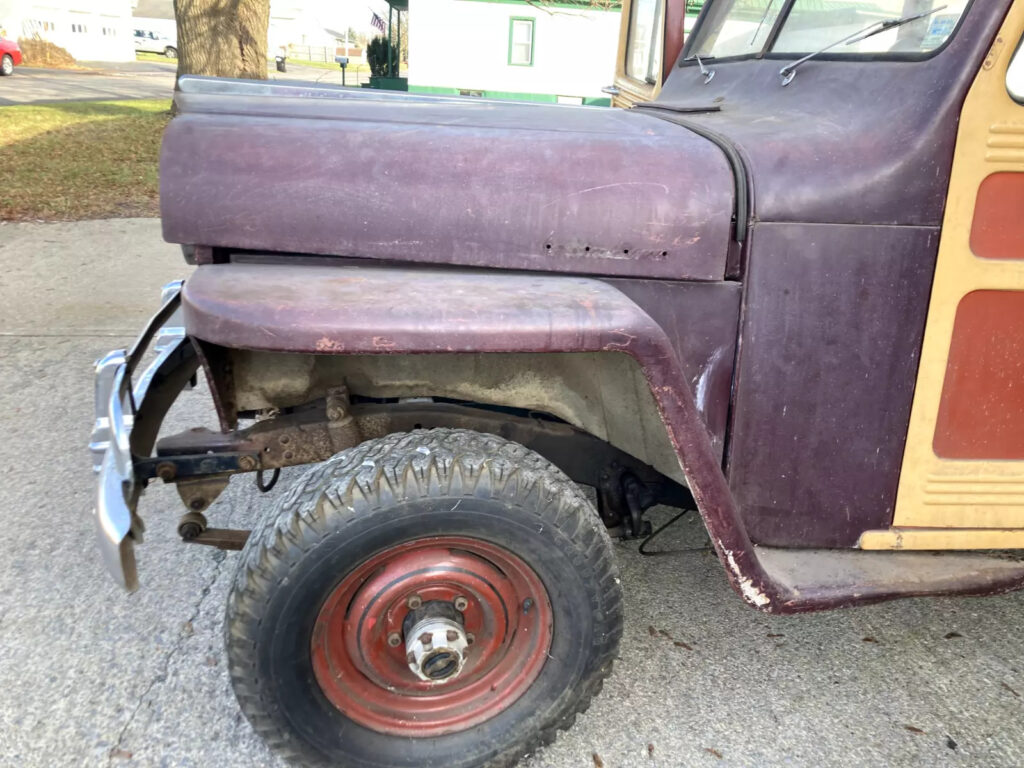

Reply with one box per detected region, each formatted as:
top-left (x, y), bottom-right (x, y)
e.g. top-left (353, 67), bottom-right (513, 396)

top-left (2, 219), bottom-right (1024, 767)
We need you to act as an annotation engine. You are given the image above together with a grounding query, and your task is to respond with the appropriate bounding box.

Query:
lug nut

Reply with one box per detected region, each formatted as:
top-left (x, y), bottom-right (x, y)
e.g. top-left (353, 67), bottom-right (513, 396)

top-left (466, 633), bottom-right (475, 645)
top-left (387, 632), bottom-right (401, 647)
top-left (446, 629), bottom-right (459, 642)
top-left (407, 595), bottom-right (423, 609)
top-left (238, 455), bottom-right (257, 471)
top-left (418, 632), bottom-right (433, 647)
top-left (453, 596), bottom-right (469, 612)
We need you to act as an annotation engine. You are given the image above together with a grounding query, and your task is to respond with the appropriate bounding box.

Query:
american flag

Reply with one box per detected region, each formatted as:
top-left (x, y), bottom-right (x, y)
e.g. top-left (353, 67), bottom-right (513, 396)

top-left (370, 12), bottom-right (386, 33)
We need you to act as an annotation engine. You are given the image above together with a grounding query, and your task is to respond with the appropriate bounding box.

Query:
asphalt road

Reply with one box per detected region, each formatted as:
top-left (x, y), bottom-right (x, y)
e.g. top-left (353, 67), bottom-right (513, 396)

top-left (0, 62), bottom-right (370, 105)
top-left (2, 218), bottom-right (1024, 767)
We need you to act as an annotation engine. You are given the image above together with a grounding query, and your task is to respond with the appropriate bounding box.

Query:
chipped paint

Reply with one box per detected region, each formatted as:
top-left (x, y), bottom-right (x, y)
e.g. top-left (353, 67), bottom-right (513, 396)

top-left (723, 549), bottom-right (771, 607)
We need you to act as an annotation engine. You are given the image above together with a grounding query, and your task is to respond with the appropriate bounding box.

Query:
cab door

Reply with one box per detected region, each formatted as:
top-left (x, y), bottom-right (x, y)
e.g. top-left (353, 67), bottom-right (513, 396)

top-left (606, 0), bottom-right (700, 108)
top-left (861, 4), bottom-right (1024, 550)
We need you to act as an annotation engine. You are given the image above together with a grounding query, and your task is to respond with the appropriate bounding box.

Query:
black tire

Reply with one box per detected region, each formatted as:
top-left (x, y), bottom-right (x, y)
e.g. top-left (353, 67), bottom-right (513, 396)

top-left (0, 55), bottom-right (13, 76)
top-left (164, 46), bottom-right (177, 59)
top-left (226, 429), bottom-right (623, 768)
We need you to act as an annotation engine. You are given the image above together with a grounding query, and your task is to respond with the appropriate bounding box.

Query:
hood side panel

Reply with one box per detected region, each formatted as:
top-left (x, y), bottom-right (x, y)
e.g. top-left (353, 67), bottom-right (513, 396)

top-left (160, 83), bottom-right (733, 281)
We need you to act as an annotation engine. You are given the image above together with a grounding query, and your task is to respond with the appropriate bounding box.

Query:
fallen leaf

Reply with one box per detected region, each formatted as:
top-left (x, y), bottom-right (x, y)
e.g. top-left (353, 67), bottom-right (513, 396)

top-left (944, 631), bottom-right (963, 639)
top-left (862, 637), bottom-right (877, 643)
top-left (674, 640), bottom-right (694, 651)
top-left (592, 753), bottom-right (604, 768)
top-left (658, 629), bottom-right (672, 639)
top-left (1002, 681), bottom-right (1020, 698)
top-left (904, 725), bottom-right (926, 734)
top-left (705, 747), bottom-right (723, 759)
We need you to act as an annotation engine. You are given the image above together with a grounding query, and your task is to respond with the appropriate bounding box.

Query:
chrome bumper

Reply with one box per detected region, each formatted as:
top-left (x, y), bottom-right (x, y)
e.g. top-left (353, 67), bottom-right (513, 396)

top-left (89, 281), bottom-right (190, 591)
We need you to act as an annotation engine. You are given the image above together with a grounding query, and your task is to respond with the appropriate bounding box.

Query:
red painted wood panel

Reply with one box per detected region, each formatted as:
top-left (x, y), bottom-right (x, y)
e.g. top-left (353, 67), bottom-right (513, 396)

top-left (970, 173), bottom-right (1024, 260)
top-left (934, 290), bottom-right (1024, 459)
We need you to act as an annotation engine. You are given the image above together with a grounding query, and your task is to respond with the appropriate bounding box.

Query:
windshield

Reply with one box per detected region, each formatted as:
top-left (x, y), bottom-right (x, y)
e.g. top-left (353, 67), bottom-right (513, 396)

top-left (691, 0), bottom-right (971, 59)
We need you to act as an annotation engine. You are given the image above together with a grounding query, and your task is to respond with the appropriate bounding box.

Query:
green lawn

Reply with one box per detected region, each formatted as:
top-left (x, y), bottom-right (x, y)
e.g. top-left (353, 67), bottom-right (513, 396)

top-left (0, 99), bottom-right (171, 221)
top-left (134, 51), bottom-right (176, 64)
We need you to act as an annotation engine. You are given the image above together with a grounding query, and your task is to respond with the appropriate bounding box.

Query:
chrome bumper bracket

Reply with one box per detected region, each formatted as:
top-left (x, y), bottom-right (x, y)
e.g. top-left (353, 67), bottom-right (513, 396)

top-left (89, 280), bottom-right (190, 591)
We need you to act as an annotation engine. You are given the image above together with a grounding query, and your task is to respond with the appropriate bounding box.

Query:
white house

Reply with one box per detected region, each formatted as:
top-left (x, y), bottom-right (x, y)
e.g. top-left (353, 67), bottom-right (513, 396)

top-left (0, 0), bottom-right (135, 62)
top-left (407, 0), bottom-right (620, 105)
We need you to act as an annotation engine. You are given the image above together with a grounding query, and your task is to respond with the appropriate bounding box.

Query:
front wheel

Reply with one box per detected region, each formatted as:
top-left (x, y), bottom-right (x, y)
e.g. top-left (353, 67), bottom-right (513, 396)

top-left (226, 429), bottom-right (622, 768)
top-left (1, 55), bottom-right (13, 76)
top-left (164, 46), bottom-right (177, 59)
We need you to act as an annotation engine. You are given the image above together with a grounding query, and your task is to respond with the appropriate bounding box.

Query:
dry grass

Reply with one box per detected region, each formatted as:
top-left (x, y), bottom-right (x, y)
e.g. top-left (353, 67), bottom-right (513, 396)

top-left (0, 99), bottom-right (172, 221)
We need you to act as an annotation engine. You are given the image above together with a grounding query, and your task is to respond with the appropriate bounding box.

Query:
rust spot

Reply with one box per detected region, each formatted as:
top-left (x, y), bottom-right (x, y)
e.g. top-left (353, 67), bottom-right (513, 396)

top-left (315, 336), bottom-right (345, 352)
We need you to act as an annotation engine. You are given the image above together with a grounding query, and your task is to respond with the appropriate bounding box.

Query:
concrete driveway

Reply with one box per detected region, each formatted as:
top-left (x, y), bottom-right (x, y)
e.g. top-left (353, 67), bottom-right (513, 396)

top-left (1, 218), bottom-right (1023, 767)
top-left (0, 64), bottom-right (176, 105)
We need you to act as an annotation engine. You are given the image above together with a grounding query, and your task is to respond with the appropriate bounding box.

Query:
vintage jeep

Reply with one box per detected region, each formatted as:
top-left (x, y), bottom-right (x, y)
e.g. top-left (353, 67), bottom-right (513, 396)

top-left (91, 2), bottom-right (1024, 766)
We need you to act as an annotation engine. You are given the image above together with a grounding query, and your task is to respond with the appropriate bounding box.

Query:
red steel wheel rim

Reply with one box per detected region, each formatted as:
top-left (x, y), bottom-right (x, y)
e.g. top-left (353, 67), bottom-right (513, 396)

top-left (311, 535), bottom-right (553, 737)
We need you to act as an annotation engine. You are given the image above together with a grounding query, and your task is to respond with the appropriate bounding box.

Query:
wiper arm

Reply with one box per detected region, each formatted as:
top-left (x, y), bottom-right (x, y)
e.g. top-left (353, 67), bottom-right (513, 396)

top-left (778, 5), bottom-right (946, 86)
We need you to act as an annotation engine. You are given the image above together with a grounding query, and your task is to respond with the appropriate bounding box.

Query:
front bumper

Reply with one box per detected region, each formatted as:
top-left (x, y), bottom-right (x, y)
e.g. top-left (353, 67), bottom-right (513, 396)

top-left (89, 281), bottom-right (192, 591)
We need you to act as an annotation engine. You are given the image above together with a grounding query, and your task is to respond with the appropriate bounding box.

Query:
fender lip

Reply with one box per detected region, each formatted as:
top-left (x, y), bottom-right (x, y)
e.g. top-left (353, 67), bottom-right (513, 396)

top-left (89, 281), bottom-right (190, 591)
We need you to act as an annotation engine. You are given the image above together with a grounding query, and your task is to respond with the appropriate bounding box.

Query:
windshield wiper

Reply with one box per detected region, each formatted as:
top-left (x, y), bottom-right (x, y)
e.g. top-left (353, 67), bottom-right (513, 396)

top-left (683, 54), bottom-right (716, 83)
top-left (778, 5), bottom-right (946, 85)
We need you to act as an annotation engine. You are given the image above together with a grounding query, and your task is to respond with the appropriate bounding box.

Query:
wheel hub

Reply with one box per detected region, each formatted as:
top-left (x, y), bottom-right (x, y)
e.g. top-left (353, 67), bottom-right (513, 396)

top-left (310, 536), bottom-right (553, 737)
top-left (406, 614), bottom-right (468, 682)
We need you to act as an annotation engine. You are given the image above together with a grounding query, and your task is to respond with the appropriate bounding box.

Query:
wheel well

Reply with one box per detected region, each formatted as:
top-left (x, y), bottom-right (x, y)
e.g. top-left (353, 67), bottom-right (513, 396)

top-left (222, 348), bottom-right (687, 486)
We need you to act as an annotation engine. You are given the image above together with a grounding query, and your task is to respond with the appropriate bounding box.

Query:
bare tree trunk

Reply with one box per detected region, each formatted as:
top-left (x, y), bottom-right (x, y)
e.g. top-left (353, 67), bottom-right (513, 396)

top-left (173, 0), bottom-right (270, 80)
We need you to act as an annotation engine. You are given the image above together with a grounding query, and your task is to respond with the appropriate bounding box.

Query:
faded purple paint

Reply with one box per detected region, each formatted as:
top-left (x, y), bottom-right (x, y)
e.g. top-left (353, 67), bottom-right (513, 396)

top-left (726, 223), bottom-right (939, 548)
top-left (605, 277), bottom-right (740, 459)
top-left (656, 1), bottom-right (1012, 226)
top-left (161, 79), bottom-right (734, 281)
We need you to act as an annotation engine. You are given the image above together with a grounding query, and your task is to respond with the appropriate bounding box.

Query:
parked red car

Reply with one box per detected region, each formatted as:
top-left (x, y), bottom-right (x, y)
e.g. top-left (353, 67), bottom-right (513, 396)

top-left (0, 38), bottom-right (21, 76)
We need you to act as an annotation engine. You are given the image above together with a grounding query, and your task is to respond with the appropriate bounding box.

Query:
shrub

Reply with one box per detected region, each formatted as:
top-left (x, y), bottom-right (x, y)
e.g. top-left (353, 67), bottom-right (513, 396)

top-left (366, 35), bottom-right (397, 77)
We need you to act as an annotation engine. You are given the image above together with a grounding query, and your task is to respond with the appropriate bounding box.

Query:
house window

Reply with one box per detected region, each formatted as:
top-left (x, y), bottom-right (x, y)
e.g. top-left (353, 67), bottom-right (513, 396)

top-left (72, 23), bottom-right (87, 34)
top-left (508, 17), bottom-right (534, 66)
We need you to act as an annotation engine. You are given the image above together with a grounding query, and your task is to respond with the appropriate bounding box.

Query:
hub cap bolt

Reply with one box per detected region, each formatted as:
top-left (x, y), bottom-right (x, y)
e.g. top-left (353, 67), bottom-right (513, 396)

top-left (387, 632), bottom-right (401, 647)
top-left (453, 596), bottom-right (469, 612)
top-left (407, 595), bottom-right (423, 609)
top-left (466, 633), bottom-right (475, 645)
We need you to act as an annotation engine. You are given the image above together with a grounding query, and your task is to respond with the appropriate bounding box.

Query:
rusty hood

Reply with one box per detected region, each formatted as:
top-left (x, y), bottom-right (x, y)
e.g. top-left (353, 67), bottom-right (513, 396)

top-left (160, 76), bottom-right (735, 281)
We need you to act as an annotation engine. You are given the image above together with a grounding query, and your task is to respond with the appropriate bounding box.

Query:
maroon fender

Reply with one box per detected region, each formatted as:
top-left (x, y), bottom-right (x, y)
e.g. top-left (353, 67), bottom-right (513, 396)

top-left (181, 262), bottom-right (777, 606)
